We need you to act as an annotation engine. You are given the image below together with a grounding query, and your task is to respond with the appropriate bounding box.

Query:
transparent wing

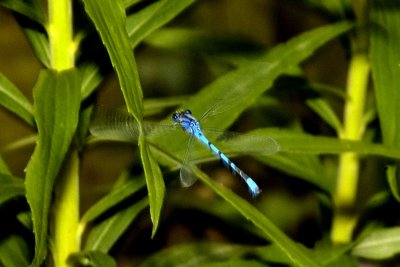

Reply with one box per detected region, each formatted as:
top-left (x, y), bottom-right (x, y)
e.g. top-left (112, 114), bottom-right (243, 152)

top-left (89, 108), bottom-right (175, 141)
top-left (179, 134), bottom-right (198, 187)
top-left (201, 129), bottom-right (280, 155)
top-left (90, 108), bottom-right (139, 141)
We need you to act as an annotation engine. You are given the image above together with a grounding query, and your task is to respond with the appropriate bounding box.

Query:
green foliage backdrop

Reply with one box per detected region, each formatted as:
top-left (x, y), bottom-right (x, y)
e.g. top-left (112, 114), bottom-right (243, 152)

top-left (1, 0), bottom-right (400, 266)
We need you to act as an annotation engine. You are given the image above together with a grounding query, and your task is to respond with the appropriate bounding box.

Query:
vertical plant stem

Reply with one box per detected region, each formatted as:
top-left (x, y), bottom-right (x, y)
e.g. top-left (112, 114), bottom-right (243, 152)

top-left (48, 0), bottom-right (79, 266)
top-left (53, 151), bottom-right (80, 267)
top-left (48, 0), bottom-right (74, 70)
top-left (331, 0), bottom-right (370, 243)
top-left (331, 54), bottom-right (369, 243)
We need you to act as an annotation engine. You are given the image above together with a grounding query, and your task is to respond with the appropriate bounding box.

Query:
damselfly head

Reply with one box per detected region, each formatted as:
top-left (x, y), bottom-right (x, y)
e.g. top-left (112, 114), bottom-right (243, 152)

top-left (172, 109), bottom-right (193, 122)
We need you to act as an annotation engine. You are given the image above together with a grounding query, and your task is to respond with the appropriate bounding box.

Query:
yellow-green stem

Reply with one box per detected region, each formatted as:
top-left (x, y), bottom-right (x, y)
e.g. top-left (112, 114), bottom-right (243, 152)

top-left (53, 150), bottom-right (80, 267)
top-left (48, 0), bottom-right (74, 70)
top-left (48, 0), bottom-right (79, 265)
top-left (331, 54), bottom-right (370, 243)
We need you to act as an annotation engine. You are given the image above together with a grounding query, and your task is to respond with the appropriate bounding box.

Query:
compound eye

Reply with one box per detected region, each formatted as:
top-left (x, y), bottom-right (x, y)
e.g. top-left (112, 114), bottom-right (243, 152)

top-left (172, 113), bottom-right (179, 121)
top-left (184, 109), bottom-right (192, 115)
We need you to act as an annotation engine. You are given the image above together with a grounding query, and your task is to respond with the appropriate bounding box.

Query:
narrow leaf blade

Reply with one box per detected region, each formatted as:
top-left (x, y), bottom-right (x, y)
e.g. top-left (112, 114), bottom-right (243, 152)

top-left (82, 0), bottom-right (143, 121)
top-left (0, 73), bottom-right (34, 126)
top-left (370, 0), bottom-right (400, 147)
top-left (126, 0), bottom-right (197, 47)
top-left (84, 197), bottom-right (148, 252)
top-left (139, 138), bottom-right (165, 237)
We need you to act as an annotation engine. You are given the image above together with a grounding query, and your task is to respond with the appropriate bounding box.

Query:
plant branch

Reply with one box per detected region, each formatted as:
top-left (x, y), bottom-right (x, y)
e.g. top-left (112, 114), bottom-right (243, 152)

top-left (48, 0), bottom-right (79, 266)
top-left (331, 0), bottom-right (370, 243)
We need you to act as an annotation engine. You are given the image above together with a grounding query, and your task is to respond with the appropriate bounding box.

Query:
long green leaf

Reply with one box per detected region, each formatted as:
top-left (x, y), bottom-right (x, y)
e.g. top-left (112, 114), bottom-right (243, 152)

top-left (84, 197), bottom-right (148, 252)
top-left (126, 0), bottom-right (197, 48)
top-left (263, 129), bottom-right (400, 158)
top-left (193, 167), bottom-right (321, 267)
top-left (83, 0), bottom-right (168, 236)
top-left (370, 0), bottom-right (400, 147)
top-left (139, 138), bottom-right (165, 237)
top-left (25, 70), bottom-right (81, 266)
top-left (82, 0), bottom-right (143, 121)
top-left (0, 73), bottom-right (34, 126)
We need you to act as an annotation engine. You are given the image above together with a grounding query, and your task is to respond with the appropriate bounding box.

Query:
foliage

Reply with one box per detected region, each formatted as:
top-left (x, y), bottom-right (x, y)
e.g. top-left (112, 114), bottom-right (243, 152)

top-left (0, 0), bottom-right (400, 266)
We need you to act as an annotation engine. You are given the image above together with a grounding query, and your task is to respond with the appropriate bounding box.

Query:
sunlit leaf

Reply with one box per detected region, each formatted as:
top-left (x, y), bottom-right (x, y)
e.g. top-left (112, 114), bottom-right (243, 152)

top-left (353, 227), bottom-right (400, 260)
